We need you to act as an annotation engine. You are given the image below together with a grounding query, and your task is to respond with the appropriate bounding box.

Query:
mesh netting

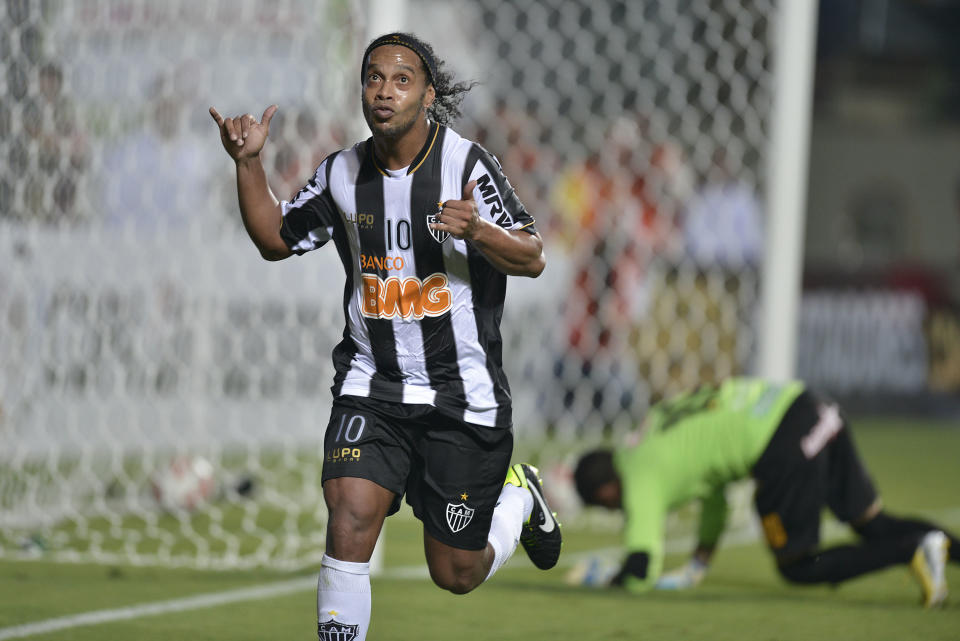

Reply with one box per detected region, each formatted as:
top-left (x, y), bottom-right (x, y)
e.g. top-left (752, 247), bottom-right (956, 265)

top-left (0, 0), bottom-right (777, 567)
top-left (463, 0), bottom-right (773, 436)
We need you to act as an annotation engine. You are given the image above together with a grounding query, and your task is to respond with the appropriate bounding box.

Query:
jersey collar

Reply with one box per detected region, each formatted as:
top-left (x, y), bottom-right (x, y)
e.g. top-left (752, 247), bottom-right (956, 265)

top-left (369, 121), bottom-right (441, 177)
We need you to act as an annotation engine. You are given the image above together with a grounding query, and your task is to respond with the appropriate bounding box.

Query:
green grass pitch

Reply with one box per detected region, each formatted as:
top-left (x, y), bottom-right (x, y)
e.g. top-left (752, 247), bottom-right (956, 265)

top-left (1, 419), bottom-right (958, 640)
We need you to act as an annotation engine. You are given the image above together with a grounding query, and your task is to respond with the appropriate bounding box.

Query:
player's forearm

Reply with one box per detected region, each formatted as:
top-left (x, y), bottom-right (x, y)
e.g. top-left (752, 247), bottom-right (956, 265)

top-left (697, 488), bottom-right (728, 549)
top-left (692, 544), bottom-right (715, 565)
top-left (469, 224), bottom-right (545, 277)
top-left (235, 157), bottom-right (291, 261)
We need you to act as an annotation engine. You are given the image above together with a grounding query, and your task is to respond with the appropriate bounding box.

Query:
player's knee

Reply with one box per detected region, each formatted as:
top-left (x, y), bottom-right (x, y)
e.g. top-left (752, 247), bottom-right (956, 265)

top-left (326, 503), bottom-right (381, 541)
top-left (324, 480), bottom-right (390, 536)
top-left (324, 495), bottom-right (387, 558)
top-left (427, 556), bottom-right (483, 595)
top-left (430, 567), bottom-right (480, 595)
top-left (776, 560), bottom-right (800, 583)
top-left (776, 556), bottom-right (817, 584)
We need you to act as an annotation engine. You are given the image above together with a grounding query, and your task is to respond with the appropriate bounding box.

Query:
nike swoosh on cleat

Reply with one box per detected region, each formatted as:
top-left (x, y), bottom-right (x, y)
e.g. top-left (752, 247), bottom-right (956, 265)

top-left (528, 483), bottom-right (555, 533)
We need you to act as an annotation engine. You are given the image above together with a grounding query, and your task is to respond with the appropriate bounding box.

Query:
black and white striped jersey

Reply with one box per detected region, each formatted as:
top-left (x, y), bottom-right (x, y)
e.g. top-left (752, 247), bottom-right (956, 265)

top-left (278, 122), bottom-right (537, 428)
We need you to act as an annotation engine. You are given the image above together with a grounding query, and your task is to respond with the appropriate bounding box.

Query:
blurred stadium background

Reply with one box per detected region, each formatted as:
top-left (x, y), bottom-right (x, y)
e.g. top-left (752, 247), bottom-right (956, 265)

top-left (0, 0), bottom-right (958, 626)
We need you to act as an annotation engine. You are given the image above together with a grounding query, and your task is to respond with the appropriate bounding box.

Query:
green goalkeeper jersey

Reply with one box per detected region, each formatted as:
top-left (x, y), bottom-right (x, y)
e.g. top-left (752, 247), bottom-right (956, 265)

top-left (614, 377), bottom-right (804, 591)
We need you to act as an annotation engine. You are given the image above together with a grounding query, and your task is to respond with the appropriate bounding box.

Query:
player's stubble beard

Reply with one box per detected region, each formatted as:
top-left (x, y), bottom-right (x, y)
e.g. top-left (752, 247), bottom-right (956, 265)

top-left (362, 88), bottom-right (429, 142)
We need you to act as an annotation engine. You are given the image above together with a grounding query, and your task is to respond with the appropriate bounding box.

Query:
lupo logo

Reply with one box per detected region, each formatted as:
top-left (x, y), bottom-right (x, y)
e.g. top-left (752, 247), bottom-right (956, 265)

top-left (361, 272), bottom-right (451, 320)
top-left (344, 211), bottom-right (375, 229)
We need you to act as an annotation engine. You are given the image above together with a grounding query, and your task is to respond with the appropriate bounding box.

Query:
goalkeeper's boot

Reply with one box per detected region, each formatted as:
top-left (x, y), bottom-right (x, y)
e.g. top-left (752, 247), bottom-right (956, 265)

top-left (504, 463), bottom-right (562, 570)
top-left (910, 530), bottom-right (949, 608)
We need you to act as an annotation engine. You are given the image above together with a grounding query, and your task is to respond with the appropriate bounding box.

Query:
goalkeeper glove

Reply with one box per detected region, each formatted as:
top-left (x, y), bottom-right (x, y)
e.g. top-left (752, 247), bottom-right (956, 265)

top-left (564, 555), bottom-right (620, 588)
top-left (654, 557), bottom-right (708, 590)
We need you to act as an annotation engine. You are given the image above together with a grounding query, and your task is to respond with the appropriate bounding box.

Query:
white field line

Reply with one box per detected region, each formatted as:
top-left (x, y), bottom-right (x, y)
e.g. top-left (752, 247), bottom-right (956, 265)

top-left (1, 507), bottom-right (958, 640)
top-left (0, 576), bottom-right (318, 641)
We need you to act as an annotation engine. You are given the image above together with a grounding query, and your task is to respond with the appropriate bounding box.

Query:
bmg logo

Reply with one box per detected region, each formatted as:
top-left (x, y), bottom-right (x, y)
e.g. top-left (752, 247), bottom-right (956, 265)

top-left (360, 272), bottom-right (451, 320)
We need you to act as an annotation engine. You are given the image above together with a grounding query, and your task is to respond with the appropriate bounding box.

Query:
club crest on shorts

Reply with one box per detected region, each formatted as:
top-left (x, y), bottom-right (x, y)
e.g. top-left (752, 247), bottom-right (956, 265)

top-left (445, 502), bottom-right (475, 533)
top-left (318, 619), bottom-right (360, 641)
top-left (426, 201), bottom-right (450, 243)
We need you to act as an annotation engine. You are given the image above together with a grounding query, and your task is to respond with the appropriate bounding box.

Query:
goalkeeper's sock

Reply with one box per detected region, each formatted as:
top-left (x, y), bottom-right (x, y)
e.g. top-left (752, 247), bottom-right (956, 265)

top-left (855, 511), bottom-right (959, 565)
top-left (778, 536), bottom-right (919, 585)
top-left (484, 483), bottom-right (533, 582)
top-left (317, 554), bottom-right (371, 641)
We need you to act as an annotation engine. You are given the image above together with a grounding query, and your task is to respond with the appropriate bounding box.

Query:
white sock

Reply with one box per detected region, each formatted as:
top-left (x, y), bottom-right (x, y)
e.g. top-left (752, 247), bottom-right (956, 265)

top-left (317, 554), bottom-right (371, 641)
top-left (484, 483), bottom-right (534, 581)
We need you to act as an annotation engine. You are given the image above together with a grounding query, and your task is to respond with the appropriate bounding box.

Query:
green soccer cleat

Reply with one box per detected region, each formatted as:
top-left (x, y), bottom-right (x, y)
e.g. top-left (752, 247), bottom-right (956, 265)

top-left (910, 530), bottom-right (949, 608)
top-left (505, 463), bottom-right (562, 570)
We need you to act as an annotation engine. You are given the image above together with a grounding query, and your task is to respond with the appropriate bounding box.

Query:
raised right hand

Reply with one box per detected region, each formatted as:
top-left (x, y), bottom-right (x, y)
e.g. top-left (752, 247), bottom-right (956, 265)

top-left (209, 105), bottom-right (278, 161)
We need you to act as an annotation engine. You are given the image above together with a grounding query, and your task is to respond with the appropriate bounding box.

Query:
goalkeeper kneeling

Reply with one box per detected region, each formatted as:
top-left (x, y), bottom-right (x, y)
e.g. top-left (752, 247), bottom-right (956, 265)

top-left (570, 377), bottom-right (958, 607)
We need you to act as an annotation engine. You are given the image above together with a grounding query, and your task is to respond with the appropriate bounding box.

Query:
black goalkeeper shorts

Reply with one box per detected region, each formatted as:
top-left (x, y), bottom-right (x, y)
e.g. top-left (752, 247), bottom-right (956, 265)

top-left (321, 395), bottom-right (513, 550)
top-left (752, 391), bottom-right (878, 562)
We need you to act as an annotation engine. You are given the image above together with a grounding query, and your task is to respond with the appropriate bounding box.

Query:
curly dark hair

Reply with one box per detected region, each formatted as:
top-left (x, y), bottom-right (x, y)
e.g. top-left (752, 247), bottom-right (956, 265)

top-left (425, 54), bottom-right (476, 126)
top-left (363, 32), bottom-right (476, 126)
top-left (573, 449), bottom-right (618, 506)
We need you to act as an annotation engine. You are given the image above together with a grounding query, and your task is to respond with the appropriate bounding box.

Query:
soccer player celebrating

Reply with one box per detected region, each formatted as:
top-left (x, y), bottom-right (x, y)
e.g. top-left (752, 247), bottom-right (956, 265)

top-left (210, 33), bottom-right (561, 640)
top-left (573, 377), bottom-right (957, 607)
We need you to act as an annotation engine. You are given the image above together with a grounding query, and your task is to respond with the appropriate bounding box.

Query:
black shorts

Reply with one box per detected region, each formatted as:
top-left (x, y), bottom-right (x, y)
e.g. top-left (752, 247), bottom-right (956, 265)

top-left (321, 395), bottom-right (513, 550)
top-left (752, 391), bottom-right (878, 561)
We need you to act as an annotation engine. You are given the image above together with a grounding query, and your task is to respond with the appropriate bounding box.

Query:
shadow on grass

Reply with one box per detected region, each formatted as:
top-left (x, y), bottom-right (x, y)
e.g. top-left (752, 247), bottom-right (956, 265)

top-left (484, 575), bottom-right (930, 612)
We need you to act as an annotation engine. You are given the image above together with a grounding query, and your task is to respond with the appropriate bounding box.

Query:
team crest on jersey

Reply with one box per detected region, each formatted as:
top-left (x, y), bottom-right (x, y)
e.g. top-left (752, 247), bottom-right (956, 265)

top-left (318, 619), bottom-right (360, 641)
top-left (445, 502), bottom-right (475, 533)
top-left (426, 201), bottom-right (450, 243)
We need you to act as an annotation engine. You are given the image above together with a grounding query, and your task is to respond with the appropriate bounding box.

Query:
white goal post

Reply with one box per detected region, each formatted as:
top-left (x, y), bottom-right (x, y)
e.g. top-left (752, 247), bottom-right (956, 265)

top-left (757, 0), bottom-right (818, 383)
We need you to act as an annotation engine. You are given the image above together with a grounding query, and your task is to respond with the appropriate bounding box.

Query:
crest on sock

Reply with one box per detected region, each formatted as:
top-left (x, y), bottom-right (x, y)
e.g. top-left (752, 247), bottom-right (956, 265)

top-left (318, 619), bottom-right (360, 641)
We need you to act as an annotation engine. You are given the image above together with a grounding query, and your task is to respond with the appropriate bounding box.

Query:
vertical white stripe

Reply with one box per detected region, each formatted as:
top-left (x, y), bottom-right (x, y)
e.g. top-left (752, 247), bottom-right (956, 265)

top-left (440, 134), bottom-right (499, 421)
top-left (380, 173), bottom-right (432, 394)
top-left (333, 147), bottom-right (374, 395)
top-left (445, 241), bottom-right (498, 420)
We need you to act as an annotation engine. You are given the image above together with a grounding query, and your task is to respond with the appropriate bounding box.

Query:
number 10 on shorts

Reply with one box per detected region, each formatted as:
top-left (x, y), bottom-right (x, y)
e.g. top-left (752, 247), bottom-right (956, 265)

top-left (334, 414), bottom-right (366, 443)
top-left (326, 414), bottom-right (366, 463)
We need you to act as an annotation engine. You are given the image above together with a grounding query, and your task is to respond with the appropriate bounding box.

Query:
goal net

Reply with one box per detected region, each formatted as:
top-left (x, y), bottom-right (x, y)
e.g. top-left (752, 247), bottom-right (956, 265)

top-left (1, 0), bottom-right (779, 568)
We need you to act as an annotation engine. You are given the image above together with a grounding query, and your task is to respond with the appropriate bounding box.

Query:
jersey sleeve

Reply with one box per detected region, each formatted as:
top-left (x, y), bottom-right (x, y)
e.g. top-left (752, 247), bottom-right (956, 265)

top-left (697, 484), bottom-right (729, 548)
top-left (615, 451), bottom-right (666, 592)
top-left (279, 154), bottom-right (340, 254)
top-left (465, 146), bottom-right (537, 235)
